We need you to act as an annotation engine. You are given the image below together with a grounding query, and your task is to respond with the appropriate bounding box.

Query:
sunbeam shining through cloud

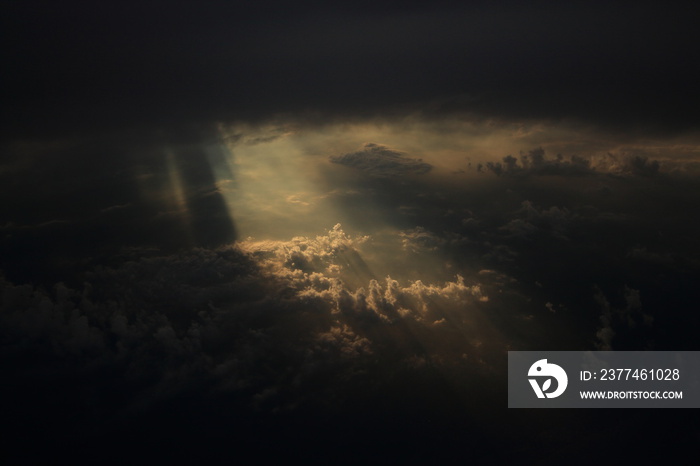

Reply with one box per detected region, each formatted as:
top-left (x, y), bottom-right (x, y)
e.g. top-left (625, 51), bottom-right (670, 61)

top-left (3, 2), bottom-right (700, 463)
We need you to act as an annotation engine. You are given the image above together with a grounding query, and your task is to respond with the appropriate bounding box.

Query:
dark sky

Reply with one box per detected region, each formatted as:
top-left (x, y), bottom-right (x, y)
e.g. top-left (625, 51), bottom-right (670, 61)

top-left (3, 1), bottom-right (699, 139)
top-left (2, 2), bottom-right (700, 465)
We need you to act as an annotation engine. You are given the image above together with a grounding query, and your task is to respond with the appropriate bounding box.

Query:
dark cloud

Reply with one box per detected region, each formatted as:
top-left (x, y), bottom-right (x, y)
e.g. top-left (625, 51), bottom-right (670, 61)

top-left (4, 183), bottom-right (699, 461)
top-left (485, 148), bottom-right (593, 176)
top-left (330, 143), bottom-right (431, 177)
top-left (4, 166), bottom-right (700, 463)
top-left (0, 127), bottom-right (236, 285)
top-left (2, 1), bottom-right (699, 141)
top-left (498, 201), bottom-right (571, 241)
top-left (481, 147), bottom-right (669, 179)
top-left (1, 224), bottom-right (512, 462)
top-left (3, 2), bottom-right (700, 463)
top-left (594, 286), bottom-right (654, 350)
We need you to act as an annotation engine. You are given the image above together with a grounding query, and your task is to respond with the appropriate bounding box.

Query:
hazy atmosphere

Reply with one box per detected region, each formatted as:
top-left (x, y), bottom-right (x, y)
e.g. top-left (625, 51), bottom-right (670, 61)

top-left (2, 2), bottom-right (699, 464)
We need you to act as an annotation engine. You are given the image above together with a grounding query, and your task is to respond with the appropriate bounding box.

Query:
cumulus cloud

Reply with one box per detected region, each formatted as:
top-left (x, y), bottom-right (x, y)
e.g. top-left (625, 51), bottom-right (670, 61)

top-left (594, 286), bottom-right (654, 350)
top-left (595, 152), bottom-right (661, 177)
top-left (3, 3), bottom-right (700, 460)
top-left (499, 201), bottom-right (571, 241)
top-left (484, 148), bottom-right (594, 177)
top-left (239, 224), bottom-right (487, 322)
top-left (399, 227), bottom-right (445, 252)
top-left (330, 143), bottom-right (431, 177)
top-left (1, 223), bottom-right (501, 427)
top-left (482, 147), bottom-right (664, 178)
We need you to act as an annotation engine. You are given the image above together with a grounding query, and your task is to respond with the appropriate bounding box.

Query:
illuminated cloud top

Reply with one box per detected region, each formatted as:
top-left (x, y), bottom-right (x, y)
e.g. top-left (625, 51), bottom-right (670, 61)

top-left (2, 2), bottom-right (700, 464)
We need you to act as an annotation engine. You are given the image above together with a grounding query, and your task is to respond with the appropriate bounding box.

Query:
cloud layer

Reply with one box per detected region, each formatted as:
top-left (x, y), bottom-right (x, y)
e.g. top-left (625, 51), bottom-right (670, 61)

top-left (4, 2), bottom-right (699, 140)
top-left (1, 224), bottom-right (499, 427)
top-left (3, 5), bottom-right (700, 455)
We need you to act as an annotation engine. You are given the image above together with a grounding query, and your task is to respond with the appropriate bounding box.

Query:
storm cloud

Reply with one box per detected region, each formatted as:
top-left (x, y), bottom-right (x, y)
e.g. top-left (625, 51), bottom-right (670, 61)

top-left (3, 1), bottom-right (700, 141)
top-left (3, 2), bottom-right (700, 464)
